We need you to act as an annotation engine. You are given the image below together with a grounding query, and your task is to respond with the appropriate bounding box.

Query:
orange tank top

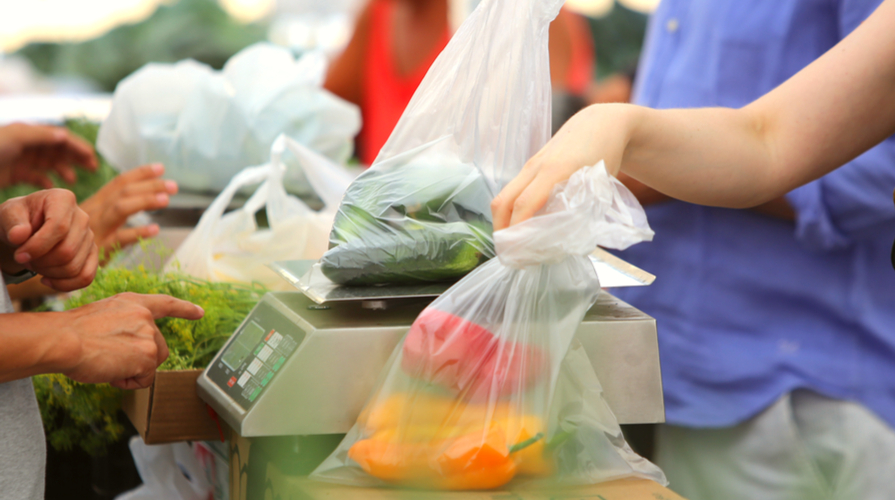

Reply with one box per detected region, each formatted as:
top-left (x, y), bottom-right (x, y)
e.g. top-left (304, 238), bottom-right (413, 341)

top-left (360, 0), bottom-right (451, 166)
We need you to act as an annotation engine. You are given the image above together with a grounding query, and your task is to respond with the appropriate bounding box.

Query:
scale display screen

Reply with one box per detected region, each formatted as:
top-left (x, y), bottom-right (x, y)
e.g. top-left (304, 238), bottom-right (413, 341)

top-left (207, 300), bottom-right (305, 411)
top-left (221, 321), bottom-right (265, 370)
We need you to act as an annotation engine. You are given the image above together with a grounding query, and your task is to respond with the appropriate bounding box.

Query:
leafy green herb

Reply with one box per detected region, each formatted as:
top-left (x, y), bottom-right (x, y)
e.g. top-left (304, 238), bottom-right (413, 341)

top-left (34, 247), bottom-right (265, 455)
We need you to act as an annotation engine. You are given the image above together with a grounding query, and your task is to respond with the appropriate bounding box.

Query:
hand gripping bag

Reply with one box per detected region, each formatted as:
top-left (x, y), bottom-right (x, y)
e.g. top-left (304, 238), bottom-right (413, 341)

top-left (311, 163), bottom-right (665, 490)
top-left (97, 43), bottom-right (360, 196)
top-left (167, 135), bottom-right (355, 290)
top-left (319, 0), bottom-right (558, 287)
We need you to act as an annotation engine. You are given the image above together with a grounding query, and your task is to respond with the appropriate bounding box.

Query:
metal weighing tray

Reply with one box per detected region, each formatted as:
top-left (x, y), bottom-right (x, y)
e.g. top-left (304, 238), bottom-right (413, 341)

top-left (269, 247), bottom-right (656, 304)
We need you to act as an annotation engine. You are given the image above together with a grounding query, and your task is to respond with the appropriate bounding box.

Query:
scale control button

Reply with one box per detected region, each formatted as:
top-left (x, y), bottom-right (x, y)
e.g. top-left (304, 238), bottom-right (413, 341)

top-left (257, 345), bottom-right (274, 363)
top-left (267, 331), bottom-right (283, 349)
top-left (272, 356), bottom-right (286, 371)
top-left (261, 372), bottom-right (274, 387)
top-left (254, 344), bottom-right (264, 356)
top-left (248, 387), bottom-right (262, 402)
top-left (237, 372), bottom-right (252, 388)
top-left (247, 359), bottom-right (263, 375)
top-left (227, 376), bottom-right (237, 388)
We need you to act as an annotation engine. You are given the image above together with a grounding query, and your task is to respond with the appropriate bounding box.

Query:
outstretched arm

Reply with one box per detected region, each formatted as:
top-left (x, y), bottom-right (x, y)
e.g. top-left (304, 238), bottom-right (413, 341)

top-left (493, 0), bottom-right (895, 229)
top-left (0, 293), bottom-right (203, 389)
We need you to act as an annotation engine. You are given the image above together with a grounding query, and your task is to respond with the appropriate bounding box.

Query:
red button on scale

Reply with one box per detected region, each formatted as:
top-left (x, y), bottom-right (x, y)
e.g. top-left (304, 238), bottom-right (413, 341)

top-left (265, 330), bottom-right (274, 341)
top-left (227, 376), bottom-right (237, 387)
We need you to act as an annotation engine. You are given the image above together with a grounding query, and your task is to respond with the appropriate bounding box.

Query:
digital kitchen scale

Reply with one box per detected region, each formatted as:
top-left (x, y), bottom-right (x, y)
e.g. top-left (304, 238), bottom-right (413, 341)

top-left (197, 253), bottom-right (664, 438)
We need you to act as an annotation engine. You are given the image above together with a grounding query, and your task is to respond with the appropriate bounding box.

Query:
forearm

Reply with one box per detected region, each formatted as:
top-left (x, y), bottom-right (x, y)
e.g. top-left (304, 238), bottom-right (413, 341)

top-left (620, 0), bottom-right (895, 207)
top-left (618, 105), bottom-right (781, 208)
top-left (0, 312), bottom-right (78, 383)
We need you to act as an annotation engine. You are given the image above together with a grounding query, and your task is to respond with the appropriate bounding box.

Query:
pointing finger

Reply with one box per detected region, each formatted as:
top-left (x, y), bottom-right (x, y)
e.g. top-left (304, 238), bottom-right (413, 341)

top-left (127, 294), bottom-right (205, 321)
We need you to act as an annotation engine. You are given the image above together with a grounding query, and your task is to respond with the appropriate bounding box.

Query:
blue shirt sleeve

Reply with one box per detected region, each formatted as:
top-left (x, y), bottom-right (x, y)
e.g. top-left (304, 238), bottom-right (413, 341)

top-left (784, 0), bottom-right (895, 251)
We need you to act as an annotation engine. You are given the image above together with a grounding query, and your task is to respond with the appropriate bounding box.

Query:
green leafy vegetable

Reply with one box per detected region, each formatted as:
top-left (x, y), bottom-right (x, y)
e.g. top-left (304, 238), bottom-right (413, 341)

top-left (34, 248), bottom-right (265, 455)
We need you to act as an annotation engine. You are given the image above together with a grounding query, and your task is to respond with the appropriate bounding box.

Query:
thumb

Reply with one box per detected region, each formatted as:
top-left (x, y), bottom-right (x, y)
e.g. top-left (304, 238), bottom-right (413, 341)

top-left (0, 199), bottom-right (33, 247)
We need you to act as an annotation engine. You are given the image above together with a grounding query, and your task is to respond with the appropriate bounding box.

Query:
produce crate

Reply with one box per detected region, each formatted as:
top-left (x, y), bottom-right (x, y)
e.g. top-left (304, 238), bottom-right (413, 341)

top-left (121, 369), bottom-right (224, 444)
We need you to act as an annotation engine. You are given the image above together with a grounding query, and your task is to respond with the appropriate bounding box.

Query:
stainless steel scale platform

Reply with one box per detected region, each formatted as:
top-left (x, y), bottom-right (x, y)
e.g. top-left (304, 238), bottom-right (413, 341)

top-left (197, 250), bottom-right (664, 438)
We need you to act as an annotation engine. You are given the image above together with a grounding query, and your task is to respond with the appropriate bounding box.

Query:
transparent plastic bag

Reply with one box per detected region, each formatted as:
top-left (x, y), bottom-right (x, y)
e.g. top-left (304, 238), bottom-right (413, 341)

top-left (167, 135), bottom-right (355, 290)
top-left (312, 163), bottom-right (663, 490)
top-left (320, 0), bottom-right (556, 286)
top-left (97, 42), bottom-right (360, 195)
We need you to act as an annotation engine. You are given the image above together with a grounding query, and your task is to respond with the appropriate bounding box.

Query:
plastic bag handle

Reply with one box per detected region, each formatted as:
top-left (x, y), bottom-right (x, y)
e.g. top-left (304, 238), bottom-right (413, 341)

top-left (197, 163), bottom-right (273, 234)
top-left (282, 135), bottom-right (355, 211)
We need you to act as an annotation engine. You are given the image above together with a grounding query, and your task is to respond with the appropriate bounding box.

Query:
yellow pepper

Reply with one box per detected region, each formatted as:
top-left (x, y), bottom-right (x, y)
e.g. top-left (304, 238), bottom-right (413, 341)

top-left (349, 425), bottom-right (517, 490)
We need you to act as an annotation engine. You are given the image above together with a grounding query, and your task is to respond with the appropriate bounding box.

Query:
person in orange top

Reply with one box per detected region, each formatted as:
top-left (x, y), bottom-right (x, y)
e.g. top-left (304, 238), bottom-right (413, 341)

top-left (324, 0), bottom-right (594, 166)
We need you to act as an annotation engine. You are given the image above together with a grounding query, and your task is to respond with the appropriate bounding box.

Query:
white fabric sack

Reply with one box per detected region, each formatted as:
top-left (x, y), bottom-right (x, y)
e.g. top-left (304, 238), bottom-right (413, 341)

top-left (97, 42), bottom-right (360, 195)
top-left (167, 135), bottom-right (355, 290)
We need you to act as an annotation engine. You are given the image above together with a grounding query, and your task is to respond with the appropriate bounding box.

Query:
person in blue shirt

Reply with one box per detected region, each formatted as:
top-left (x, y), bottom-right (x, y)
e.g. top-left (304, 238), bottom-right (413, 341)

top-left (492, 0), bottom-right (895, 498)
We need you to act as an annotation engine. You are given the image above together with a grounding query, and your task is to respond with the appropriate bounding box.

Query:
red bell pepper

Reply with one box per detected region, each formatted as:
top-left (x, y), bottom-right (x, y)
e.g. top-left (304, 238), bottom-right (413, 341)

top-left (401, 309), bottom-right (545, 400)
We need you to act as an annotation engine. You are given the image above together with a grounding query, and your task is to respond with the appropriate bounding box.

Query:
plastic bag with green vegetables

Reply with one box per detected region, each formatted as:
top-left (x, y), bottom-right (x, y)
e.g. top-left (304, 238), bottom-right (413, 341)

top-left (321, 140), bottom-right (494, 286)
top-left (321, 0), bottom-right (558, 286)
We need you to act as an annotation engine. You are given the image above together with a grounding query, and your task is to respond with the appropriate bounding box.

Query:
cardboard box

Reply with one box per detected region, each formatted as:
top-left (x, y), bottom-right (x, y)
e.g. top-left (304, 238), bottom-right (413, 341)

top-left (122, 369), bottom-right (225, 444)
top-left (227, 432), bottom-right (686, 500)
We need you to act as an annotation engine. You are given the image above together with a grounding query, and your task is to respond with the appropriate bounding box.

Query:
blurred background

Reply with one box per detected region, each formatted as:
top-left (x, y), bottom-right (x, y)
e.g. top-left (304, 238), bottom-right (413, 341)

top-left (0, 0), bottom-right (657, 121)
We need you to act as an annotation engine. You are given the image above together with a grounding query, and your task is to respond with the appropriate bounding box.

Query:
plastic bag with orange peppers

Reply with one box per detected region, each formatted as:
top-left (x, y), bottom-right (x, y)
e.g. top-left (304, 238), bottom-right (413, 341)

top-left (311, 163), bottom-right (667, 490)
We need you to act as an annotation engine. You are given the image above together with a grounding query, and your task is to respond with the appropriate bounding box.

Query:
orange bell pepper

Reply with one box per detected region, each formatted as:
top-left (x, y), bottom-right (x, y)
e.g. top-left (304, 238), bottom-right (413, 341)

top-left (349, 425), bottom-right (518, 490)
top-left (350, 393), bottom-right (554, 489)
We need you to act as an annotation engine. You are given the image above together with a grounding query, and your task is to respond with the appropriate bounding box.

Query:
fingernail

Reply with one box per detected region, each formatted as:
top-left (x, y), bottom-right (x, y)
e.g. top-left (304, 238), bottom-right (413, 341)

top-left (165, 180), bottom-right (178, 194)
top-left (15, 252), bottom-right (31, 264)
top-left (151, 163), bottom-right (164, 175)
top-left (147, 224), bottom-right (160, 236)
top-left (53, 129), bottom-right (67, 141)
top-left (196, 305), bottom-right (205, 316)
top-left (156, 193), bottom-right (169, 205)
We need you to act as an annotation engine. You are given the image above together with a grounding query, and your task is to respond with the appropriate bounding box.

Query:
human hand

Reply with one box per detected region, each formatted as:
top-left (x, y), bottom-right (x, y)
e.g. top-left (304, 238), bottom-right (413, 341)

top-left (0, 189), bottom-right (97, 291)
top-left (491, 104), bottom-right (633, 231)
top-left (59, 293), bottom-right (204, 389)
top-left (79, 164), bottom-right (177, 257)
top-left (0, 123), bottom-right (97, 189)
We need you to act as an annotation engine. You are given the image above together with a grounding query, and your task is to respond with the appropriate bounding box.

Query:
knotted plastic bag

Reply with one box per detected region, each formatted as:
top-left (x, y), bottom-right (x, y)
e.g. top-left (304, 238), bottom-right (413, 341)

top-left (320, 0), bottom-right (557, 286)
top-left (311, 163), bottom-right (664, 490)
top-left (97, 43), bottom-right (360, 195)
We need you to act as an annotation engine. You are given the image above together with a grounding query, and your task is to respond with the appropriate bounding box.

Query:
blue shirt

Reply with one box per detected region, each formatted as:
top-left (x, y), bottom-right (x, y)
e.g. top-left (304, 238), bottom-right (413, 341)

top-left (614, 0), bottom-right (895, 429)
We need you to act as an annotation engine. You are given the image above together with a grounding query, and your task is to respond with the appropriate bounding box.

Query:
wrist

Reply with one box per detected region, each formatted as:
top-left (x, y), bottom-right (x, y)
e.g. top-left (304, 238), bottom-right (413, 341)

top-left (580, 103), bottom-right (642, 176)
top-left (40, 311), bottom-right (84, 374)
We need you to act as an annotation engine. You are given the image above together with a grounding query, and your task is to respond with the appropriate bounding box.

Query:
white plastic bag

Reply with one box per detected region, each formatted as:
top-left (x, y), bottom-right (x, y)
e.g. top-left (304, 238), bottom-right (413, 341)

top-left (97, 42), bottom-right (360, 195)
top-left (167, 135), bottom-right (355, 290)
top-left (320, 0), bottom-right (558, 286)
top-left (312, 163), bottom-right (662, 489)
top-left (115, 437), bottom-right (210, 500)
